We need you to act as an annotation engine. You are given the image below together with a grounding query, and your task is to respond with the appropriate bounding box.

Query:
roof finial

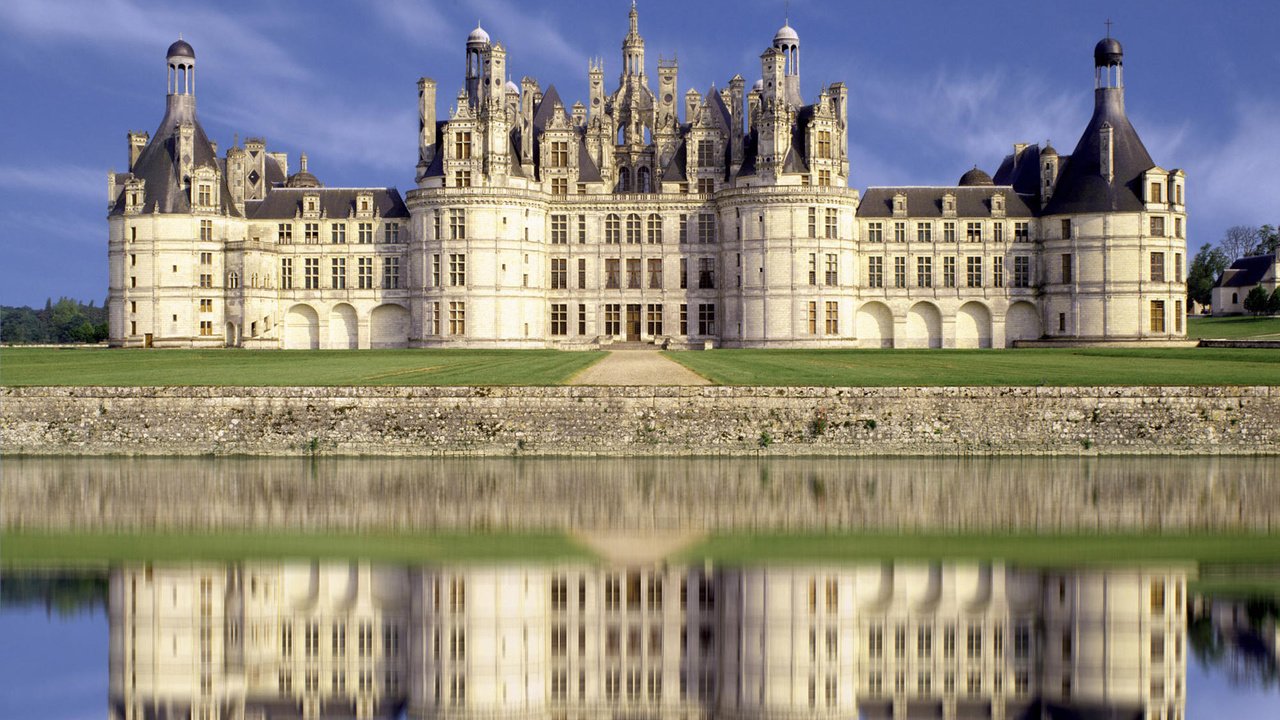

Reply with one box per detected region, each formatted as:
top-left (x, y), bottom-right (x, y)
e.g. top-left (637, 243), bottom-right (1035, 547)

top-left (1105, 18), bottom-right (1113, 38)
top-left (785, 0), bottom-right (790, 25)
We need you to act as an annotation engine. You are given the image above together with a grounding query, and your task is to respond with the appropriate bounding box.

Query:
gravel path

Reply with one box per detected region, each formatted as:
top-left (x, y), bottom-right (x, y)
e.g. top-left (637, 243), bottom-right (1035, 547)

top-left (568, 350), bottom-right (711, 386)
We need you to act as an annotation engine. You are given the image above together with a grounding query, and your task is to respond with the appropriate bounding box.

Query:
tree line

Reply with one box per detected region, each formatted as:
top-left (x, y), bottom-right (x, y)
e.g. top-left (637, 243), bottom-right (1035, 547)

top-left (0, 298), bottom-right (109, 344)
top-left (1186, 224), bottom-right (1279, 314)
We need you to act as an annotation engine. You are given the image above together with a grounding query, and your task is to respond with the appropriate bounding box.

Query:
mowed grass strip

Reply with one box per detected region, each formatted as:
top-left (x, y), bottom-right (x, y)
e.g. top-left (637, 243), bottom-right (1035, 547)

top-left (664, 347), bottom-right (1280, 386)
top-left (1188, 315), bottom-right (1280, 340)
top-left (0, 348), bottom-right (603, 386)
top-left (0, 530), bottom-right (594, 567)
top-left (683, 532), bottom-right (1280, 567)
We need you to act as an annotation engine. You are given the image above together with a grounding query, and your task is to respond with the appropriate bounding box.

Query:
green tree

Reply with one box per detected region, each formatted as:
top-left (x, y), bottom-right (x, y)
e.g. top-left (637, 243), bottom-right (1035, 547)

top-left (1269, 287), bottom-right (1280, 316)
top-left (1258, 224), bottom-right (1280, 256)
top-left (1185, 243), bottom-right (1229, 308)
top-left (1221, 225), bottom-right (1261, 261)
top-left (1243, 285), bottom-right (1270, 315)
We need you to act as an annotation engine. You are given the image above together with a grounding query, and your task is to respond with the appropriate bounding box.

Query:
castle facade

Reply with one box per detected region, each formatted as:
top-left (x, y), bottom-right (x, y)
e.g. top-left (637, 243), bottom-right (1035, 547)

top-left (107, 7), bottom-right (1188, 349)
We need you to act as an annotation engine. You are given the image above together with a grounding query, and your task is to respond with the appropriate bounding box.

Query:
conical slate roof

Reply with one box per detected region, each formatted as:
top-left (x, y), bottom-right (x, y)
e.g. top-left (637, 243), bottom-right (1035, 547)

top-left (1042, 86), bottom-right (1154, 215)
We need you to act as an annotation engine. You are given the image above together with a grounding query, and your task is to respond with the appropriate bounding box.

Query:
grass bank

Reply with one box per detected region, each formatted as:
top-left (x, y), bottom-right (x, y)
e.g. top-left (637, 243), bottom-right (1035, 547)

top-left (1188, 315), bottom-right (1280, 340)
top-left (0, 348), bottom-right (602, 386)
top-left (0, 531), bottom-right (593, 567)
top-left (683, 532), bottom-right (1280, 566)
top-left (664, 347), bottom-right (1280, 386)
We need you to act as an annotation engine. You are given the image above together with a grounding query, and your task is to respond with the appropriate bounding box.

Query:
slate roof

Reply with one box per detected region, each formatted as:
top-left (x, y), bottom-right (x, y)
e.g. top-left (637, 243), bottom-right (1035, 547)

top-left (857, 186), bottom-right (1037, 218)
top-left (1215, 254), bottom-right (1276, 288)
top-left (244, 188), bottom-right (409, 220)
top-left (1041, 88), bottom-right (1155, 215)
top-left (110, 97), bottom-right (241, 217)
top-left (576, 133), bottom-right (602, 182)
top-left (992, 144), bottom-right (1043, 200)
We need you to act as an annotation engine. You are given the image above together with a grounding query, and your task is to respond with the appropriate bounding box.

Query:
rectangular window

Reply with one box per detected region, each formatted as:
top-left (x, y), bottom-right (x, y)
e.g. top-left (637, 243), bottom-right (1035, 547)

top-left (1175, 252), bottom-right (1183, 280)
top-left (449, 254), bottom-right (466, 286)
top-left (966, 222), bottom-right (982, 242)
top-left (943, 256), bottom-right (956, 287)
top-left (993, 221), bottom-right (1004, 243)
top-left (1175, 217), bottom-right (1184, 238)
top-left (824, 301), bottom-right (839, 335)
top-left (894, 256), bottom-right (906, 288)
top-left (917, 222), bottom-right (932, 243)
top-left (551, 258), bottom-right (567, 289)
top-left (277, 223), bottom-right (292, 244)
top-left (993, 256), bottom-right (1004, 287)
top-left (807, 301), bottom-right (818, 334)
top-left (697, 303), bottom-right (716, 335)
top-left (358, 222), bottom-right (374, 244)
top-left (1061, 253), bottom-right (1073, 283)
top-left (867, 222), bottom-right (883, 243)
top-left (824, 209), bottom-right (838, 239)
top-left (549, 140), bottom-right (568, 167)
top-left (867, 256), bottom-right (883, 288)
top-left (1150, 216), bottom-right (1166, 237)
top-left (808, 207), bottom-right (818, 238)
top-left (625, 214), bottom-right (641, 244)
top-left (605, 215), bottom-right (621, 244)
top-left (449, 301), bottom-right (466, 335)
top-left (431, 254), bottom-right (441, 287)
top-left (331, 257), bottom-right (346, 289)
top-left (604, 304), bottom-right (621, 335)
top-left (449, 210), bottom-right (466, 239)
top-left (332, 222), bottom-right (346, 244)
top-left (578, 304), bottom-right (587, 335)
top-left (697, 177), bottom-right (715, 194)
top-left (647, 214), bottom-right (662, 244)
top-left (1014, 221), bottom-right (1030, 242)
top-left (577, 215), bottom-right (587, 243)
top-left (199, 320), bottom-right (213, 336)
top-left (605, 259), bottom-right (621, 289)
top-left (917, 256), bottom-right (933, 287)
top-left (698, 213), bottom-right (717, 243)
top-left (678, 214), bottom-right (689, 244)
top-left (646, 304), bottom-right (663, 336)
top-left (966, 256), bottom-right (983, 287)
top-left (1061, 219), bottom-right (1072, 239)
top-left (551, 304), bottom-right (567, 336)
top-left (647, 258), bottom-right (663, 289)
top-left (1150, 251), bottom-right (1166, 282)
top-left (825, 254), bottom-right (838, 286)
top-left (1014, 256), bottom-right (1030, 287)
top-left (199, 251), bottom-right (212, 265)
top-left (816, 130), bottom-right (832, 158)
top-left (304, 257), bottom-right (319, 289)
top-left (626, 258), bottom-right (642, 289)
top-left (1150, 300), bottom-right (1166, 333)
top-left (893, 221), bottom-right (906, 243)
top-left (551, 177), bottom-right (568, 195)
top-left (817, 169), bottom-right (831, 186)
top-left (384, 222), bottom-right (400, 243)
top-left (550, 214), bottom-right (568, 244)
top-left (200, 219), bottom-right (213, 241)
top-left (197, 185), bottom-right (211, 206)
top-left (698, 257), bottom-right (716, 289)
top-left (808, 253), bottom-right (817, 285)
top-left (1175, 300), bottom-right (1183, 333)
top-left (358, 257), bottom-right (374, 289)
top-left (679, 304), bottom-right (688, 335)
top-left (382, 257), bottom-right (400, 289)
top-left (304, 222), bottom-right (319, 243)
top-left (944, 222), bottom-right (956, 243)
top-left (199, 298), bottom-right (213, 313)
top-left (578, 258), bottom-right (587, 289)
top-left (281, 258), bottom-right (293, 289)
top-left (455, 131), bottom-right (472, 159)
top-left (1150, 182), bottom-right (1163, 203)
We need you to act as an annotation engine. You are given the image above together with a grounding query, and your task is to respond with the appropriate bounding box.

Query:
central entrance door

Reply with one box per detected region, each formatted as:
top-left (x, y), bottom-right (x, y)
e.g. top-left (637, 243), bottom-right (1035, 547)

top-left (626, 304), bottom-right (642, 342)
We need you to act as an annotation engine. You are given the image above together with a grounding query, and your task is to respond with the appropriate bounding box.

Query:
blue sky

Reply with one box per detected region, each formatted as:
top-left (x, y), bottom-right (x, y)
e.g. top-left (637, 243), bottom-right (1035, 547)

top-left (1, 0), bottom-right (1278, 306)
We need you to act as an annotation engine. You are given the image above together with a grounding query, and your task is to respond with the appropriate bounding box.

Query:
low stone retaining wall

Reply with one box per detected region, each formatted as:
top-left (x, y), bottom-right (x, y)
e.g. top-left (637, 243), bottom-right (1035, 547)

top-left (2, 385), bottom-right (1277, 456)
top-left (1198, 339), bottom-right (1280, 349)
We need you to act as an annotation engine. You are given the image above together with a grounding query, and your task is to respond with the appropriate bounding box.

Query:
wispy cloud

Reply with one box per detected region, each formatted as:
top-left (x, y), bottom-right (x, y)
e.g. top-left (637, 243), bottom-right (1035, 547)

top-left (0, 163), bottom-right (104, 202)
top-left (472, 0), bottom-right (589, 77)
top-left (1185, 101), bottom-right (1280, 227)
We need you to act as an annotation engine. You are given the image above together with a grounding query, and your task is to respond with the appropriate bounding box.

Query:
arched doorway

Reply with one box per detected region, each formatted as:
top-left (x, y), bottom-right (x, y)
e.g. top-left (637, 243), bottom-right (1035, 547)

top-left (956, 302), bottom-right (993, 349)
top-left (1004, 302), bottom-right (1042, 347)
top-left (905, 302), bottom-right (942, 348)
top-left (224, 322), bottom-right (238, 347)
top-left (284, 304), bottom-right (319, 349)
top-left (855, 301), bottom-right (894, 348)
top-left (370, 304), bottom-right (410, 349)
top-left (329, 303), bottom-right (358, 349)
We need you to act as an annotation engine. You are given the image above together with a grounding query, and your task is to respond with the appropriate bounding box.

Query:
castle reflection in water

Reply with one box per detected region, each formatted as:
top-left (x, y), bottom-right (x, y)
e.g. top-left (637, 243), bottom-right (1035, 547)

top-left (110, 562), bottom-right (1187, 720)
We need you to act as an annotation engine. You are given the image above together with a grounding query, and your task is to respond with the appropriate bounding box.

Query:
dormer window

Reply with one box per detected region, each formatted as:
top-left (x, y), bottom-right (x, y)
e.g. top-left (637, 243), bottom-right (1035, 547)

top-left (305, 197), bottom-right (317, 213)
top-left (942, 193), bottom-right (957, 216)
top-left (455, 131), bottom-right (473, 160)
top-left (1149, 182), bottom-right (1163, 203)
top-left (197, 184), bottom-right (211, 206)
top-left (991, 192), bottom-right (1006, 216)
top-left (892, 193), bottom-right (908, 216)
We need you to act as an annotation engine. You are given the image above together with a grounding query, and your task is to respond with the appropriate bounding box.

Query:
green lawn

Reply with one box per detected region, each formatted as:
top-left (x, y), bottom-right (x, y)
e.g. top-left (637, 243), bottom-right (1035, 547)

top-left (0, 530), bottom-right (593, 567)
top-left (664, 348), bottom-right (1280, 386)
top-left (1188, 315), bottom-right (1280, 340)
top-left (683, 532), bottom-right (1280, 566)
top-left (0, 348), bottom-right (602, 386)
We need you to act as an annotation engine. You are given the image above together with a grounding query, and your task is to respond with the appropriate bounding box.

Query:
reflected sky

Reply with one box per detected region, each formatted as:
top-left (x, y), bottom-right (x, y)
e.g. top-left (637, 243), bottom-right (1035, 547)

top-left (3, 561), bottom-right (1278, 719)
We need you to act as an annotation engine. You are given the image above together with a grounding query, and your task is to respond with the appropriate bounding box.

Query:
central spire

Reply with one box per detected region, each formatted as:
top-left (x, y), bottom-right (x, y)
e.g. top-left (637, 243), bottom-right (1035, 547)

top-left (622, 1), bottom-right (645, 77)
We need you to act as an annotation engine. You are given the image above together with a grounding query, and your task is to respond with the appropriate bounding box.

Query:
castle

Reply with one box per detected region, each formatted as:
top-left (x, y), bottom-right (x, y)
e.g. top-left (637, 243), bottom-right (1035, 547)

top-left (107, 7), bottom-right (1188, 349)
top-left (110, 561), bottom-right (1188, 720)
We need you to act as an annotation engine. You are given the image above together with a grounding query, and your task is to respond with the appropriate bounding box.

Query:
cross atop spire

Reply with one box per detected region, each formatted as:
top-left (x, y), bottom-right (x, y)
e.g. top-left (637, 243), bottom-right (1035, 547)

top-left (1105, 18), bottom-right (1113, 38)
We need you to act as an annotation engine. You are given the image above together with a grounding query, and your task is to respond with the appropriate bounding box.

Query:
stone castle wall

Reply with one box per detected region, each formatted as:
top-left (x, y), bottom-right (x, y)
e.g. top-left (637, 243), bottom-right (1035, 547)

top-left (2, 385), bottom-right (1277, 457)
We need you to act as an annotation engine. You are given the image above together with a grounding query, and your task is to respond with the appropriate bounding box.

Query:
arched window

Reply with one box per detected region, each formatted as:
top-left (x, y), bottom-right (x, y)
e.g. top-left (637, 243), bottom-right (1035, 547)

top-left (605, 214), bottom-right (621, 244)
top-left (616, 167), bottom-right (631, 193)
top-left (625, 214), bottom-right (641, 244)
top-left (1232, 292), bottom-right (1238, 305)
top-left (227, 271), bottom-right (240, 289)
top-left (647, 214), bottom-right (663, 244)
top-left (637, 166), bottom-right (652, 193)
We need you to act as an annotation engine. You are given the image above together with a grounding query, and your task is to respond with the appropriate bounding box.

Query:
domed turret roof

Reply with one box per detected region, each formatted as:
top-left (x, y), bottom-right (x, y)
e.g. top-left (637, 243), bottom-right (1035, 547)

top-left (1041, 143), bottom-right (1058, 157)
top-left (505, 80), bottom-right (520, 94)
top-left (285, 154), bottom-right (321, 188)
top-left (1094, 37), bottom-right (1123, 66)
top-left (167, 39), bottom-right (195, 59)
top-left (468, 23), bottom-right (490, 45)
top-left (773, 22), bottom-right (799, 45)
top-left (752, 78), bottom-right (764, 92)
top-left (958, 167), bottom-right (994, 186)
